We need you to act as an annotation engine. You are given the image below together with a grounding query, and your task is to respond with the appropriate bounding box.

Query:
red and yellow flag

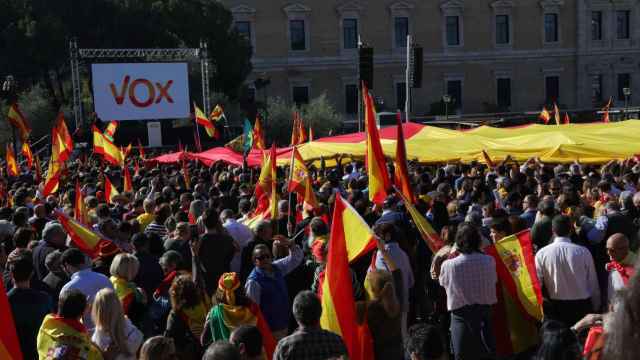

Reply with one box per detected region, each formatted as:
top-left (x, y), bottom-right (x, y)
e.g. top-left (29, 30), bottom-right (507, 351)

top-left (195, 103), bottom-right (218, 139)
top-left (43, 142), bottom-right (61, 197)
top-left (0, 276), bottom-right (22, 360)
top-left (34, 154), bottom-right (42, 184)
top-left (21, 142), bottom-right (33, 168)
top-left (104, 175), bottom-right (120, 204)
top-left (137, 139), bottom-right (146, 159)
top-left (563, 112), bottom-right (570, 125)
top-left (123, 164), bottom-right (133, 193)
top-left (210, 104), bottom-right (225, 123)
top-left (485, 230), bottom-right (543, 356)
top-left (482, 149), bottom-right (496, 169)
top-left (74, 179), bottom-right (87, 224)
top-left (253, 117), bottom-right (266, 150)
top-left (288, 146), bottom-right (318, 210)
top-left (538, 107), bottom-right (550, 125)
top-left (297, 117), bottom-right (307, 143)
top-left (602, 97), bottom-right (612, 123)
top-left (104, 121), bottom-right (118, 141)
top-left (111, 275), bottom-right (136, 314)
top-left (93, 125), bottom-right (124, 166)
top-left (290, 112), bottom-right (300, 146)
top-left (53, 112), bottom-right (73, 162)
top-left (309, 126), bottom-right (314, 142)
top-left (396, 190), bottom-right (445, 254)
top-left (394, 111), bottom-right (413, 203)
top-left (5, 145), bottom-right (18, 177)
top-left (7, 103), bottom-right (31, 141)
top-left (363, 83), bottom-right (390, 205)
top-left (553, 103), bottom-right (561, 125)
top-left (320, 193), bottom-right (374, 360)
top-left (55, 210), bottom-right (119, 259)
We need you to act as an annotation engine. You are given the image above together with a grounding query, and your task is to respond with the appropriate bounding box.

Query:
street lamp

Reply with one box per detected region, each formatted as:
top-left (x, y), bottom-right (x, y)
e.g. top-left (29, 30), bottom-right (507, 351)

top-left (623, 87), bottom-right (632, 119)
top-left (442, 94), bottom-right (452, 121)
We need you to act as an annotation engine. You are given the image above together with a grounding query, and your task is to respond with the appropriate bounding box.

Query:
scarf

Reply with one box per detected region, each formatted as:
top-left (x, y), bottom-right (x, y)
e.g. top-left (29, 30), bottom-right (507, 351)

top-left (154, 270), bottom-right (177, 299)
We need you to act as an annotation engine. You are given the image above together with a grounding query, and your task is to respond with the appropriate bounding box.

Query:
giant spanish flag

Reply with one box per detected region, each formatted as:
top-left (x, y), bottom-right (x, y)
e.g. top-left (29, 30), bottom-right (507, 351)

top-left (7, 103), bottom-right (31, 141)
top-left (104, 176), bottom-right (120, 204)
top-left (253, 117), bottom-right (266, 150)
top-left (5, 144), bottom-right (18, 177)
top-left (363, 83), bottom-right (390, 205)
top-left (394, 111), bottom-right (413, 203)
top-left (37, 314), bottom-right (103, 360)
top-left (21, 142), bottom-right (33, 168)
top-left (53, 112), bottom-right (73, 162)
top-left (93, 125), bottom-right (124, 166)
top-left (195, 103), bottom-right (218, 139)
top-left (55, 210), bottom-right (118, 259)
top-left (320, 193), bottom-right (374, 360)
top-left (0, 276), bottom-right (22, 360)
top-left (288, 146), bottom-right (318, 210)
top-left (485, 230), bottom-right (543, 356)
top-left (396, 190), bottom-right (444, 254)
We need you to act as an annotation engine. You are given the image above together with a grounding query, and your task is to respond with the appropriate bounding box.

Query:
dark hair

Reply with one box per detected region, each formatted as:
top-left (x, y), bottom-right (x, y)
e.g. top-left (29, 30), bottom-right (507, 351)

top-left (96, 203), bottom-right (111, 218)
top-left (552, 215), bottom-right (572, 237)
top-left (292, 290), bottom-right (322, 326)
top-left (13, 227), bottom-right (34, 248)
top-left (405, 324), bottom-right (445, 360)
top-left (455, 223), bottom-right (482, 254)
top-left (373, 222), bottom-right (400, 244)
top-left (169, 275), bottom-right (200, 311)
top-left (310, 217), bottom-right (328, 236)
top-left (58, 289), bottom-right (88, 319)
top-left (214, 287), bottom-right (250, 307)
top-left (535, 320), bottom-right (580, 360)
top-left (132, 233), bottom-right (149, 250)
top-left (230, 325), bottom-right (262, 357)
top-left (61, 248), bottom-right (86, 268)
top-left (202, 208), bottom-right (220, 230)
top-left (9, 254), bottom-right (33, 282)
top-left (155, 204), bottom-right (172, 223)
top-left (202, 341), bottom-right (240, 360)
top-left (490, 215), bottom-right (512, 236)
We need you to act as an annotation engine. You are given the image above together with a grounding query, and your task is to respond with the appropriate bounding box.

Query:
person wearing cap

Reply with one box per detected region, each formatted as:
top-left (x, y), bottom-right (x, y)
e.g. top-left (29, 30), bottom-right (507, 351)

top-left (60, 248), bottom-right (114, 331)
top-left (32, 221), bottom-right (67, 281)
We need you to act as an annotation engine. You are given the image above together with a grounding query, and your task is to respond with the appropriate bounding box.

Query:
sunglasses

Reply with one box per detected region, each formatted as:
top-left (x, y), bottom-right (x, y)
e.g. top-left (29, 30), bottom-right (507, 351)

top-left (254, 254), bottom-right (271, 261)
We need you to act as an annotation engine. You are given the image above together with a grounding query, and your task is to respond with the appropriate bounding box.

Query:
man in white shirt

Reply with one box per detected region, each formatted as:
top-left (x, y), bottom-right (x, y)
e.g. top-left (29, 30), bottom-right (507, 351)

top-left (221, 209), bottom-right (253, 273)
top-left (535, 215), bottom-right (601, 327)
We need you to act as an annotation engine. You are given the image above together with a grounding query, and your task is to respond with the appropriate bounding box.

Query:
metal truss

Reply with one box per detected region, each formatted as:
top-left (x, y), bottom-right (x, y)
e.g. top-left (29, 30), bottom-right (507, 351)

top-left (78, 48), bottom-right (200, 60)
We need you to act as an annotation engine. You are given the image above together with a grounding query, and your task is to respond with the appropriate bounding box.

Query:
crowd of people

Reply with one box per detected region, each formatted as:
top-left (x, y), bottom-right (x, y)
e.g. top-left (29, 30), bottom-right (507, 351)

top-left (2, 150), bottom-right (640, 360)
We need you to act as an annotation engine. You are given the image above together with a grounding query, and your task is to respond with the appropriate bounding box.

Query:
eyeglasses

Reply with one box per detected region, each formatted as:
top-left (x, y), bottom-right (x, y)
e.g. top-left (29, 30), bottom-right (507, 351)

top-left (254, 254), bottom-right (271, 261)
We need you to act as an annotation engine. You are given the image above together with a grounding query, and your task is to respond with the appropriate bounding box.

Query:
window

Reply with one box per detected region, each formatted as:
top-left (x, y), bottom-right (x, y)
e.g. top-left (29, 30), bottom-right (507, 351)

top-left (289, 20), bottom-right (306, 50)
top-left (394, 17), bottom-right (409, 48)
top-left (235, 21), bottom-right (251, 40)
top-left (345, 84), bottom-right (358, 114)
top-left (591, 11), bottom-right (602, 40)
top-left (618, 73), bottom-right (631, 101)
top-left (446, 80), bottom-right (462, 108)
top-left (617, 11), bottom-right (630, 39)
top-left (496, 15), bottom-right (510, 44)
top-left (544, 14), bottom-right (558, 42)
top-left (497, 78), bottom-right (511, 108)
top-left (396, 82), bottom-right (406, 111)
top-left (343, 18), bottom-right (358, 49)
top-left (545, 76), bottom-right (559, 103)
top-left (293, 86), bottom-right (309, 106)
top-left (591, 75), bottom-right (602, 104)
top-left (446, 16), bottom-right (460, 46)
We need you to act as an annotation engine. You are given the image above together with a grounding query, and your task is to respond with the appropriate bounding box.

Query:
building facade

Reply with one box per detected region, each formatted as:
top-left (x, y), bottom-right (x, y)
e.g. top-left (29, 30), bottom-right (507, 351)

top-left (221, 0), bottom-right (640, 119)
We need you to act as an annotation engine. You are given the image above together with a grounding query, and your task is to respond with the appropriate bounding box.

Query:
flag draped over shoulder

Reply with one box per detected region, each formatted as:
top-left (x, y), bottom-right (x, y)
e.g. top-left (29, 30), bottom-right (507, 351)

top-left (288, 146), bottom-right (318, 210)
top-left (195, 103), bottom-right (218, 139)
top-left (394, 111), bottom-right (413, 203)
top-left (320, 193), bottom-right (374, 360)
top-left (485, 230), bottom-right (543, 356)
top-left (55, 210), bottom-right (118, 259)
top-left (0, 276), bottom-right (22, 360)
top-left (363, 83), bottom-right (390, 205)
top-left (7, 103), bottom-right (31, 141)
top-left (253, 117), bottom-right (266, 150)
top-left (396, 190), bottom-right (445, 254)
top-left (37, 314), bottom-right (103, 360)
top-left (21, 142), bottom-right (33, 168)
top-left (5, 144), bottom-right (18, 177)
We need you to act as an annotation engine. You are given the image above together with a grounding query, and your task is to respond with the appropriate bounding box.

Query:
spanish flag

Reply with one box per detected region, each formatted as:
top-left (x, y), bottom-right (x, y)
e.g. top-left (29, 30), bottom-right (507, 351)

top-left (137, 139), bottom-right (146, 159)
top-left (74, 179), bottom-right (87, 224)
top-left (43, 149), bottom-right (61, 196)
top-left (195, 103), bottom-right (218, 139)
top-left (104, 176), bottom-right (119, 204)
top-left (602, 97), bottom-right (612, 123)
top-left (288, 146), bottom-right (318, 210)
top-left (363, 83), bottom-right (390, 205)
top-left (254, 144), bottom-right (278, 218)
top-left (123, 164), bottom-right (133, 193)
top-left (104, 120), bottom-right (118, 141)
top-left (53, 112), bottom-right (73, 162)
top-left (111, 275), bottom-right (137, 314)
top-left (538, 107), bottom-right (550, 125)
top-left (55, 210), bottom-right (118, 259)
top-left (485, 230), bottom-right (543, 356)
top-left (253, 117), bottom-right (266, 150)
top-left (5, 145), bottom-right (18, 177)
top-left (37, 314), bottom-right (103, 360)
top-left (0, 276), bottom-right (22, 360)
top-left (93, 125), bottom-right (124, 166)
top-left (396, 190), bottom-right (445, 254)
top-left (297, 116), bottom-right (307, 143)
top-left (290, 112), bottom-right (300, 146)
top-left (210, 104), bottom-right (226, 123)
top-left (320, 193), bottom-right (375, 360)
top-left (7, 103), bottom-right (31, 141)
top-left (394, 111), bottom-right (413, 203)
top-left (21, 142), bottom-right (33, 168)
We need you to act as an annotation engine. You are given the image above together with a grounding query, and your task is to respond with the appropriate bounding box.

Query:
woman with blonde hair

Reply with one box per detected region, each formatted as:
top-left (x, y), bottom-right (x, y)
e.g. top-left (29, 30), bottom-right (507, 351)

top-left (91, 288), bottom-right (143, 360)
top-left (109, 253), bottom-right (146, 318)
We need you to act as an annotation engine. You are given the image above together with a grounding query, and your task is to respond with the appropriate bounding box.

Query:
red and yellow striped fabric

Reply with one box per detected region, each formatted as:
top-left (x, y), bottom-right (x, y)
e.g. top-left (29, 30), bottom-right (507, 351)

top-left (363, 83), bottom-right (390, 205)
top-left (110, 276), bottom-right (136, 314)
top-left (396, 190), bottom-right (444, 254)
top-left (253, 117), bottom-right (265, 150)
top-left (123, 164), bottom-right (133, 193)
top-left (93, 125), bottom-right (124, 166)
top-left (288, 146), bottom-right (318, 210)
top-left (0, 277), bottom-right (22, 360)
top-left (104, 176), bottom-right (119, 204)
top-left (5, 144), bottom-right (18, 177)
top-left (55, 210), bottom-right (117, 259)
top-left (74, 179), bottom-right (87, 224)
top-left (104, 121), bottom-right (118, 141)
top-left (7, 103), bottom-right (31, 141)
top-left (37, 314), bottom-right (103, 360)
top-left (393, 111), bottom-right (413, 203)
top-left (195, 103), bottom-right (217, 138)
top-left (21, 142), bottom-right (33, 168)
top-left (53, 112), bottom-right (73, 162)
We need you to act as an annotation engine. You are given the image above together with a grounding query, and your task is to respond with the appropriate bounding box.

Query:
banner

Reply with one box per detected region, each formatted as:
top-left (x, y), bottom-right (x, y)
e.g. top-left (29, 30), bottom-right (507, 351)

top-left (92, 63), bottom-right (190, 121)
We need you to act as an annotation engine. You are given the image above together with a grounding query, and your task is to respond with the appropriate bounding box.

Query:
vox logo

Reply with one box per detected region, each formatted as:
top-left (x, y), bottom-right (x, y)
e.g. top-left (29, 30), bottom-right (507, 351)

top-left (109, 75), bottom-right (174, 108)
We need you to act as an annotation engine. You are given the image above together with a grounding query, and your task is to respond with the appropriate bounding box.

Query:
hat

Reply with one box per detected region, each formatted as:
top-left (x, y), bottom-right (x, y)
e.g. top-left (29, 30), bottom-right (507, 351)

top-left (217, 272), bottom-right (241, 305)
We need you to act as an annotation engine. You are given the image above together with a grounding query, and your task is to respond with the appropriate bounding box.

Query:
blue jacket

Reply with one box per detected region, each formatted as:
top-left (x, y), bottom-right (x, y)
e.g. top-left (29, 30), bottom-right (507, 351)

top-left (247, 265), bottom-right (290, 331)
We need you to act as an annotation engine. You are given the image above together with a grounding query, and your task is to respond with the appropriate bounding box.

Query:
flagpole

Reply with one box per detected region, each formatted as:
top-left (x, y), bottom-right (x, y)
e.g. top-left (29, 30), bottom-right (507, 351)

top-left (194, 116), bottom-right (203, 152)
top-left (287, 146), bottom-right (296, 237)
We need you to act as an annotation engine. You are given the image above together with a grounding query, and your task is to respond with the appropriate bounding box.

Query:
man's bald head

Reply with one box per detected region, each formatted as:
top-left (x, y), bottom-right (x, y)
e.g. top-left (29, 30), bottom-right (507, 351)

top-left (606, 233), bottom-right (630, 263)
